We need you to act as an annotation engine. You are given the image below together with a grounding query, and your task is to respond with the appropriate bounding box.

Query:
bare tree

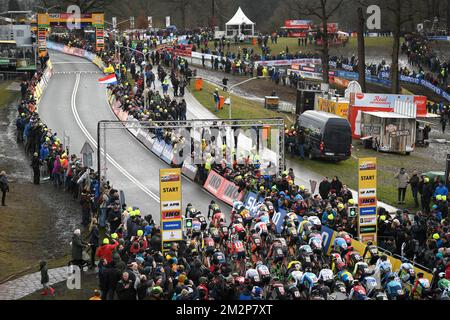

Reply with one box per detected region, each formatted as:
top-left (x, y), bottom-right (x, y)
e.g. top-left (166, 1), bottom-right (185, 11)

top-left (356, 6), bottom-right (366, 92)
top-left (385, 0), bottom-right (416, 94)
top-left (288, 0), bottom-right (346, 84)
top-left (167, 0), bottom-right (194, 30)
top-left (38, 0), bottom-right (110, 13)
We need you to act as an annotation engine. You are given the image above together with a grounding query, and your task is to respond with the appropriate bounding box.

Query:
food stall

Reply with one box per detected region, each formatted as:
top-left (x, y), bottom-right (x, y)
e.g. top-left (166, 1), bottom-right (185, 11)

top-left (281, 20), bottom-right (313, 38)
top-left (360, 111), bottom-right (416, 154)
top-left (349, 93), bottom-right (427, 139)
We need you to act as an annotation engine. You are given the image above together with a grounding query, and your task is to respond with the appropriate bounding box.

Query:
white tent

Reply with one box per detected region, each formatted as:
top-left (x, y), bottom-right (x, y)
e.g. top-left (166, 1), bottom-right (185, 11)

top-left (225, 7), bottom-right (255, 37)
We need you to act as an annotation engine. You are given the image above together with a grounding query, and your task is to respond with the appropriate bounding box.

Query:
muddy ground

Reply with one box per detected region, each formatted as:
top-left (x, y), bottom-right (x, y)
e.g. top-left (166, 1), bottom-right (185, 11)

top-left (0, 99), bottom-right (81, 282)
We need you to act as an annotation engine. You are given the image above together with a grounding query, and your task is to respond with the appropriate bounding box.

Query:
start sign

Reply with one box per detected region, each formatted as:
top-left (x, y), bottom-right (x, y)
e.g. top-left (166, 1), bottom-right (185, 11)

top-left (160, 169), bottom-right (183, 250)
top-left (357, 158), bottom-right (378, 245)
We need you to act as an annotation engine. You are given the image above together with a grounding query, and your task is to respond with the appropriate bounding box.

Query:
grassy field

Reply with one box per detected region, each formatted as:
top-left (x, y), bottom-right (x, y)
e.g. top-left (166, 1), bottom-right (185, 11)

top-left (188, 80), bottom-right (428, 211)
top-left (292, 148), bottom-right (418, 210)
top-left (203, 37), bottom-right (401, 57)
top-left (189, 80), bottom-right (295, 126)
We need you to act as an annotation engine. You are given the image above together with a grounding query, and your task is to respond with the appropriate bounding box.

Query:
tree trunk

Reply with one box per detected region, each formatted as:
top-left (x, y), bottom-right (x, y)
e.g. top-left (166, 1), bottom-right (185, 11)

top-left (391, 0), bottom-right (401, 94)
top-left (181, 6), bottom-right (187, 30)
top-left (357, 7), bottom-right (367, 92)
top-left (447, 0), bottom-right (450, 30)
top-left (321, 9), bottom-right (330, 84)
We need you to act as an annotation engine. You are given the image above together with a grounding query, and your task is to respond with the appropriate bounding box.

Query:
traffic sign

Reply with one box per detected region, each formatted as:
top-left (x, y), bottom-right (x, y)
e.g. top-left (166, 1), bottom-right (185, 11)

top-left (348, 206), bottom-right (357, 218)
top-left (184, 218), bottom-right (193, 229)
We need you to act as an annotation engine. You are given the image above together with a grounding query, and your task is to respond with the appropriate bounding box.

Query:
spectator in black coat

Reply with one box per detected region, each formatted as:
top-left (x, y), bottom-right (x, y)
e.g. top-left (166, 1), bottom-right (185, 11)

top-left (319, 177), bottom-right (331, 200)
top-left (331, 176), bottom-right (343, 195)
top-left (116, 272), bottom-right (137, 300)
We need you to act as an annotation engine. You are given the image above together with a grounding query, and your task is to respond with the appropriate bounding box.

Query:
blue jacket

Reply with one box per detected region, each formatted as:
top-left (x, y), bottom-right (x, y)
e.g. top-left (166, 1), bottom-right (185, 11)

top-left (434, 185), bottom-right (449, 197)
top-left (40, 145), bottom-right (49, 160)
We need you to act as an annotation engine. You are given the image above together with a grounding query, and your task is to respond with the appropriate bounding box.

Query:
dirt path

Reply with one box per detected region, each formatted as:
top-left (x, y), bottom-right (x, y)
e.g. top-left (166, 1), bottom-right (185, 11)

top-left (0, 101), bottom-right (81, 282)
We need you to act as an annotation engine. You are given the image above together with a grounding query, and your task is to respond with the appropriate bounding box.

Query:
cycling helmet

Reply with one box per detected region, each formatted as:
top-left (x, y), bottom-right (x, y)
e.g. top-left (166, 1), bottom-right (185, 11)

top-left (334, 238), bottom-right (348, 251)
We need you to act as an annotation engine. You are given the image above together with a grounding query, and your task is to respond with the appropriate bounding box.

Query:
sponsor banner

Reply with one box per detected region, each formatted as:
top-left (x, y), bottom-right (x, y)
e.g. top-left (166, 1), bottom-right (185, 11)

top-left (203, 171), bottom-right (245, 206)
top-left (400, 75), bottom-right (450, 102)
top-left (181, 161), bottom-right (198, 181)
top-left (161, 143), bottom-right (173, 164)
top-left (217, 178), bottom-right (246, 206)
top-left (151, 139), bottom-right (166, 157)
top-left (359, 225), bottom-right (377, 234)
top-left (332, 77), bottom-right (350, 88)
top-left (359, 197), bottom-right (377, 207)
top-left (359, 215), bottom-right (377, 226)
top-left (272, 208), bottom-right (288, 234)
top-left (321, 226), bottom-right (337, 255)
top-left (162, 210), bottom-right (182, 220)
top-left (162, 220), bottom-right (182, 230)
top-left (359, 206), bottom-right (377, 216)
top-left (359, 188), bottom-right (376, 197)
top-left (203, 170), bottom-right (223, 197)
top-left (137, 132), bottom-right (153, 150)
top-left (257, 58), bottom-right (321, 67)
top-left (284, 20), bottom-right (313, 29)
top-left (162, 200), bottom-right (181, 211)
top-left (162, 230), bottom-right (183, 241)
top-left (352, 92), bottom-right (427, 116)
top-left (243, 192), bottom-right (263, 217)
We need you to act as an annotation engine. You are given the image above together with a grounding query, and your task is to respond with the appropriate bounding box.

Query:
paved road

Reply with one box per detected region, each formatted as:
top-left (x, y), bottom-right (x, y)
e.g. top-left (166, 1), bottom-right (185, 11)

top-left (39, 50), bottom-right (226, 222)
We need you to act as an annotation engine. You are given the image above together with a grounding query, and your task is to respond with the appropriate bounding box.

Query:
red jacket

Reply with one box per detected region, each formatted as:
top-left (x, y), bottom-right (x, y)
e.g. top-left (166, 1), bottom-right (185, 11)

top-left (96, 241), bottom-right (119, 263)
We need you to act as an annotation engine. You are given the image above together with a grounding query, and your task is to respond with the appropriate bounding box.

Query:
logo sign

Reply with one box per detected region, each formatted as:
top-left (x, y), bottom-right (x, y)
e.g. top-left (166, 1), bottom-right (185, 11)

top-left (359, 225), bottom-right (377, 234)
top-left (360, 188), bottom-right (376, 197)
top-left (359, 197), bottom-right (377, 207)
top-left (162, 230), bottom-right (183, 241)
top-left (359, 207), bottom-right (377, 216)
top-left (163, 221), bottom-right (182, 230)
top-left (366, 5), bottom-right (381, 30)
top-left (244, 192), bottom-right (262, 217)
top-left (361, 234), bottom-right (376, 243)
top-left (162, 210), bottom-right (181, 220)
top-left (162, 201), bottom-right (181, 211)
top-left (360, 216), bottom-right (377, 226)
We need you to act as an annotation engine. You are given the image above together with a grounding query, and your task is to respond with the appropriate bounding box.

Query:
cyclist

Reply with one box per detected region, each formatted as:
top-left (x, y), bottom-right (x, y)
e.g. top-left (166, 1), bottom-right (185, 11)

top-left (318, 264), bottom-right (335, 290)
top-left (248, 230), bottom-right (263, 263)
top-left (348, 280), bottom-right (369, 300)
top-left (256, 260), bottom-right (271, 286)
top-left (208, 200), bottom-right (220, 219)
top-left (412, 272), bottom-right (431, 300)
top-left (437, 272), bottom-right (450, 300)
top-left (267, 237), bottom-right (285, 272)
top-left (385, 273), bottom-right (405, 300)
top-left (362, 241), bottom-right (379, 265)
top-left (245, 262), bottom-right (261, 285)
top-left (300, 268), bottom-right (319, 298)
